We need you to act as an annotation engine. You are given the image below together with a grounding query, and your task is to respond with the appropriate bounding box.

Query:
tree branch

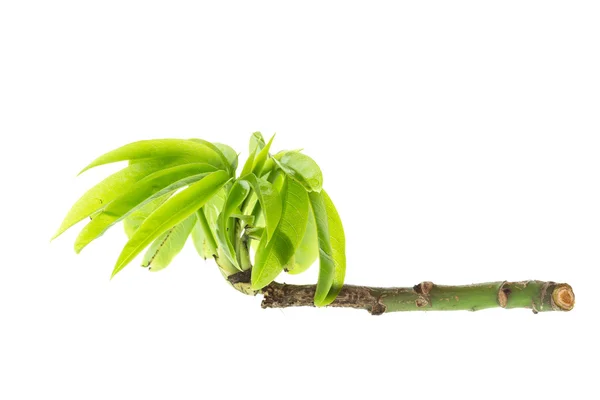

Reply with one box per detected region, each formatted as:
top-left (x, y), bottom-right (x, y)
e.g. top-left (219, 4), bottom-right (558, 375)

top-left (225, 251), bottom-right (575, 315)
top-left (259, 280), bottom-right (574, 315)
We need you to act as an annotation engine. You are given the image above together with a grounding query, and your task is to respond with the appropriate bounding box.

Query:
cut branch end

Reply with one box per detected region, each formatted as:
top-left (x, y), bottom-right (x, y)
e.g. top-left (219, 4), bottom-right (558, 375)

top-left (553, 284), bottom-right (575, 311)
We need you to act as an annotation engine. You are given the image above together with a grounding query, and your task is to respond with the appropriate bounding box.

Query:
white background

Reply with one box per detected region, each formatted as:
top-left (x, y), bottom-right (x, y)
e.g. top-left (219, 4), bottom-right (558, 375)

top-left (1, 1), bottom-right (599, 399)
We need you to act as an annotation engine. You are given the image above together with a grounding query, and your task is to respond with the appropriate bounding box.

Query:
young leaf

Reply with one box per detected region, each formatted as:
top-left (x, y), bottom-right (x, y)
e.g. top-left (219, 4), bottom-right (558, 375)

top-left (251, 178), bottom-right (309, 290)
top-left (286, 200), bottom-right (318, 275)
top-left (259, 157), bottom-right (275, 177)
top-left (251, 134), bottom-right (275, 176)
top-left (111, 170), bottom-right (231, 278)
top-left (201, 187), bottom-right (226, 224)
top-left (274, 151), bottom-right (323, 192)
top-left (79, 139), bottom-right (230, 175)
top-left (243, 174), bottom-right (282, 242)
top-left (309, 190), bottom-right (346, 306)
top-left (267, 168), bottom-right (286, 193)
top-left (246, 170), bottom-right (284, 253)
top-left (190, 189), bottom-right (224, 259)
top-left (53, 159), bottom-right (172, 240)
top-left (249, 131), bottom-right (265, 154)
top-left (191, 209), bottom-right (217, 260)
top-left (230, 214), bottom-right (255, 224)
top-left (216, 180), bottom-right (251, 268)
top-left (216, 247), bottom-right (240, 277)
top-left (74, 163), bottom-right (217, 252)
top-left (240, 148), bottom-right (257, 177)
top-left (187, 138), bottom-right (235, 175)
top-left (245, 226), bottom-right (264, 241)
top-left (241, 132), bottom-right (269, 177)
top-left (124, 193), bottom-right (172, 238)
top-left (213, 143), bottom-right (239, 172)
top-left (142, 213), bottom-right (197, 271)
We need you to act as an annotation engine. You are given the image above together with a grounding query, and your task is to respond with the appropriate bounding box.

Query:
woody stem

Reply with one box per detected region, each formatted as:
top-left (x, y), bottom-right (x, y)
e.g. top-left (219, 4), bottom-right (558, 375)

top-left (257, 280), bottom-right (575, 315)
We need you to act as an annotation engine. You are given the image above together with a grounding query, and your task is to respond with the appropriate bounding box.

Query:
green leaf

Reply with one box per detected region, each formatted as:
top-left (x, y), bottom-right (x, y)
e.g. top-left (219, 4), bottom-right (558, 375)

top-left (190, 185), bottom-right (225, 258)
top-left (111, 170), bottom-right (231, 278)
top-left (249, 132), bottom-right (265, 154)
top-left (241, 132), bottom-right (269, 178)
top-left (142, 213), bottom-right (197, 271)
top-left (74, 163), bottom-right (217, 253)
top-left (124, 193), bottom-right (172, 238)
top-left (251, 178), bottom-right (309, 290)
top-left (191, 208), bottom-right (218, 260)
top-left (251, 134), bottom-right (275, 176)
top-left (274, 151), bottom-right (323, 192)
top-left (202, 188), bottom-right (226, 224)
top-left (53, 159), bottom-right (173, 240)
top-left (243, 174), bottom-right (282, 242)
top-left (216, 247), bottom-right (240, 277)
top-left (309, 190), bottom-right (346, 306)
top-left (216, 179), bottom-right (251, 268)
top-left (286, 199), bottom-right (318, 275)
top-left (213, 143), bottom-right (238, 172)
top-left (186, 138), bottom-right (235, 175)
top-left (79, 139), bottom-right (230, 175)
top-left (230, 214), bottom-right (255, 224)
top-left (259, 157), bottom-right (275, 177)
top-left (245, 226), bottom-right (264, 241)
top-left (247, 169), bottom-right (284, 249)
top-left (267, 168), bottom-right (286, 195)
top-left (240, 148), bottom-right (257, 177)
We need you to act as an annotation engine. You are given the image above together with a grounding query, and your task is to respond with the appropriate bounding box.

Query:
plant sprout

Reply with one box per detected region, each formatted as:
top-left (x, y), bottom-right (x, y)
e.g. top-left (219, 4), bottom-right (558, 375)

top-left (54, 133), bottom-right (575, 314)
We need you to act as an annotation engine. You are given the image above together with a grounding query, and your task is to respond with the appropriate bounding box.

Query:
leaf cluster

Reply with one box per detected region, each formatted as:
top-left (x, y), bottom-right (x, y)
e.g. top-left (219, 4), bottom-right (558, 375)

top-left (54, 133), bottom-right (346, 306)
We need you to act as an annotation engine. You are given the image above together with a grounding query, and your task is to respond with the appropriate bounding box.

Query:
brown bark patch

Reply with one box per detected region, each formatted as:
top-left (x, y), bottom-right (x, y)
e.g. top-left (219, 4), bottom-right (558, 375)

top-left (414, 281), bottom-right (433, 295)
top-left (497, 282), bottom-right (510, 308)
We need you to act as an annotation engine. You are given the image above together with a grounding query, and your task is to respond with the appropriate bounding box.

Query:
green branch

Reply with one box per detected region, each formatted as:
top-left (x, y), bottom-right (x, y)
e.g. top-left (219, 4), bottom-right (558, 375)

top-left (259, 280), bottom-right (575, 314)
